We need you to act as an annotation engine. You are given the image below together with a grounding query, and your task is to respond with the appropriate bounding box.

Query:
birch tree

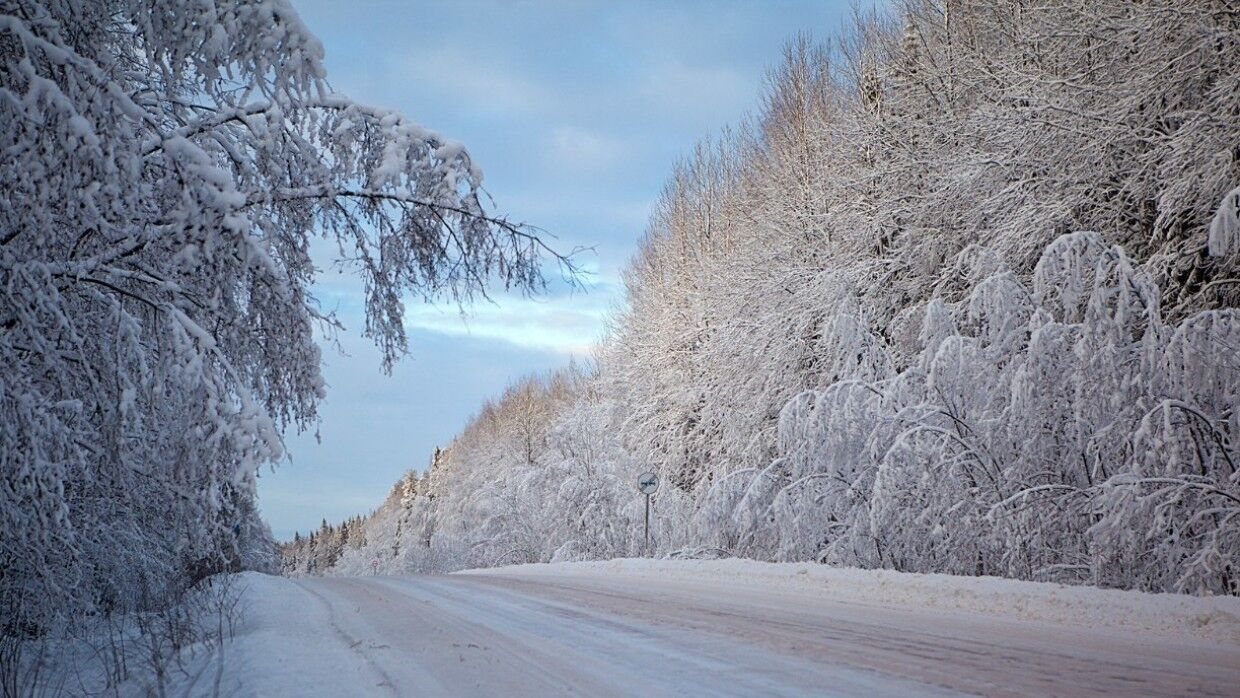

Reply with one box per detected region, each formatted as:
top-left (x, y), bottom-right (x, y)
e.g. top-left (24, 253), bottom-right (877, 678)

top-left (1, 0), bottom-right (564, 628)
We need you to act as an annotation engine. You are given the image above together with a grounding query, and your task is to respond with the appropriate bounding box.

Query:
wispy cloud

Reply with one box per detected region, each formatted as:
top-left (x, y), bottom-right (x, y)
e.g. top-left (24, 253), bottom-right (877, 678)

top-left (403, 288), bottom-right (614, 358)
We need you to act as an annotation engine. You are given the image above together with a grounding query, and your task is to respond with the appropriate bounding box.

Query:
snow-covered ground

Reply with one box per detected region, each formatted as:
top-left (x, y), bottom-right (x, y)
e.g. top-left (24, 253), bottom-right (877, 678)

top-left (213, 559), bottom-right (1240, 696)
top-left (466, 558), bottom-right (1240, 645)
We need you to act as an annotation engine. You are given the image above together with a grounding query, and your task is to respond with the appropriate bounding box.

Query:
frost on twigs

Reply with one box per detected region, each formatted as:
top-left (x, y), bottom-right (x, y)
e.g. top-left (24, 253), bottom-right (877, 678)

top-left (0, 0), bottom-right (567, 633)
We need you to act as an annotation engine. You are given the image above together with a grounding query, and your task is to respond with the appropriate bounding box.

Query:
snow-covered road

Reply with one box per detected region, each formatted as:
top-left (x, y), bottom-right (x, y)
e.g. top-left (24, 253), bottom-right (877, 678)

top-left (225, 561), bottom-right (1240, 697)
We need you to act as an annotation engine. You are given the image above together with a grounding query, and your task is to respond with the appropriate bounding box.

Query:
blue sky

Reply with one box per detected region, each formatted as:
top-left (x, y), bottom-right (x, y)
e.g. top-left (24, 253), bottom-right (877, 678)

top-left (261, 0), bottom-right (864, 540)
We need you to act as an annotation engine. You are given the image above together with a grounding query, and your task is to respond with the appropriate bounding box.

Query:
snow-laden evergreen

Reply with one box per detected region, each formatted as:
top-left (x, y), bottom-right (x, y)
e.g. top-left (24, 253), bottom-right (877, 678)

top-left (1, 0), bottom-right (558, 637)
top-left (285, 0), bottom-right (1238, 596)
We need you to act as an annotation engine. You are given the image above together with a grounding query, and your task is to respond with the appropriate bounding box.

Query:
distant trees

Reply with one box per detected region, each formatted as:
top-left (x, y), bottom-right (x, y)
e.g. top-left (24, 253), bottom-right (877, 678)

top-left (289, 0), bottom-right (1238, 595)
top-left (1, 0), bottom-right (558, 631)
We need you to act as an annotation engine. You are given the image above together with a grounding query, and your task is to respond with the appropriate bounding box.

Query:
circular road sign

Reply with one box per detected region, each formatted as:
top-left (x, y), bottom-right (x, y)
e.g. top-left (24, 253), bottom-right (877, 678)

top-left (637, 472), bottom-right (660, 495)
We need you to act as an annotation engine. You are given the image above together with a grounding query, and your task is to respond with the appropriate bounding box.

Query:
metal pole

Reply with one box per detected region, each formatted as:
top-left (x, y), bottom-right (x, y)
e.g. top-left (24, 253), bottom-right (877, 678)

top-left (644, 492), bottom-right (650, 556)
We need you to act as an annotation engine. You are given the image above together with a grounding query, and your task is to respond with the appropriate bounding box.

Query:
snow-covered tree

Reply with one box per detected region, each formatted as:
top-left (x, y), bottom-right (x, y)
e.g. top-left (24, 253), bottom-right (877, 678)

top-left (283, 0), bottom-right (1238, 597)
top-left (2, 0), bottom-right (564, 629)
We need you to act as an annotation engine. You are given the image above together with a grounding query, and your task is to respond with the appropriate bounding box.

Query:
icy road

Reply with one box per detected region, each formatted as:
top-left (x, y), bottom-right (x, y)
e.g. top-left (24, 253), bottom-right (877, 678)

top-left (225, 560), bottom-right (1240, 697)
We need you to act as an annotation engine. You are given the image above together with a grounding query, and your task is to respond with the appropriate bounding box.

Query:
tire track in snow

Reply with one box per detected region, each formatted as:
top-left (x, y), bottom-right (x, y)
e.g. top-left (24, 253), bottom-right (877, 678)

top-left (292, 578), bottom-right (400, 696)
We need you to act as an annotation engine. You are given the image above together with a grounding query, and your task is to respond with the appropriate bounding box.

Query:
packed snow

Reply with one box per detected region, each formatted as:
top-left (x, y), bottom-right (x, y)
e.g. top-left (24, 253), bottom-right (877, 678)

top-left (215, 562), bottom-right (1240, 696)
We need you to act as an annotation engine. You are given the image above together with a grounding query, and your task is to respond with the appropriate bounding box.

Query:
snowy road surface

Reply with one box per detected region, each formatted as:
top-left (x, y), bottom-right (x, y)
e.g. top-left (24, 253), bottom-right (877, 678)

top-left (227, 561), bottom-right (1240, 697)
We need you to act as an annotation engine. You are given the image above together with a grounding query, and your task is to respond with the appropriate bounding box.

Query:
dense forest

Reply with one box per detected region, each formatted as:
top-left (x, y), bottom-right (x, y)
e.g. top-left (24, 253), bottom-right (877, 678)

top-left (283, 0), bottom-right (1240, 595)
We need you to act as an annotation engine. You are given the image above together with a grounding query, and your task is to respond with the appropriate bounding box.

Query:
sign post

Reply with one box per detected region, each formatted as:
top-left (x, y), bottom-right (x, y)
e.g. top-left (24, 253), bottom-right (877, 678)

top-left (636, 472), bottom-right (659, 556)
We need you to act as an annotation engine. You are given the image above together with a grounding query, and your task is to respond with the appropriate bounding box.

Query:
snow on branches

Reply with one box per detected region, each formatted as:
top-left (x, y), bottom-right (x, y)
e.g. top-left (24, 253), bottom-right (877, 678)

top-left (288, 0), bottom-right (1237, 597)
top-left (1, 0), bottom-right (560, 627)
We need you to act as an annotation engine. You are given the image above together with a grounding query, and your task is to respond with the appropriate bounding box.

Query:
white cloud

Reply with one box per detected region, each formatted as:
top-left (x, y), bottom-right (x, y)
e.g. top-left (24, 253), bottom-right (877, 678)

top-left (403, 290), bottom-right (613, 358)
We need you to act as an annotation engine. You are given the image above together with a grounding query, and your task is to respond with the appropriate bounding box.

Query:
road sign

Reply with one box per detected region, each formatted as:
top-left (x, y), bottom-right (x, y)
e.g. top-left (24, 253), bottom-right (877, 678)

top-left (637, 472), bottom-right (659, 556)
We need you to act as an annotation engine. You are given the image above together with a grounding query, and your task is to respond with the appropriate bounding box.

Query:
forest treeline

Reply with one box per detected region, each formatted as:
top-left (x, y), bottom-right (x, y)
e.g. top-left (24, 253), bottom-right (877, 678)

top-left (282, 0), bottom-right (1240, 595)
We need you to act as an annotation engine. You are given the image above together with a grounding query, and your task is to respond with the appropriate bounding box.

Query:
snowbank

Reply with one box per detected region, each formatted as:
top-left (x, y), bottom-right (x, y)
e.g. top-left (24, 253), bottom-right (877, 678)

top-left (460, 558), bottom-right (1240, 645)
